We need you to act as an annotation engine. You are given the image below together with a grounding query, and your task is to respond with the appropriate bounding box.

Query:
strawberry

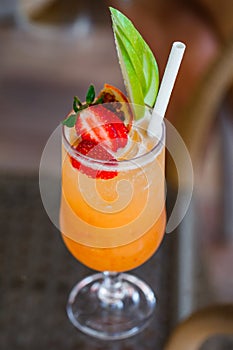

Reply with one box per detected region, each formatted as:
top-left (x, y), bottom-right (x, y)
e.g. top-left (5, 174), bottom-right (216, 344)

top-left (75, 105), bottom-right (128, 152)
top-left (70, 139), bottom-right (118, 179)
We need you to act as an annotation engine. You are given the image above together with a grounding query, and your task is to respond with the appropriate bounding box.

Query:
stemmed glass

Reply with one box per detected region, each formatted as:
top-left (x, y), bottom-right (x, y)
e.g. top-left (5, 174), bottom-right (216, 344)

top-left (60, 103), bottom-right (166, 340)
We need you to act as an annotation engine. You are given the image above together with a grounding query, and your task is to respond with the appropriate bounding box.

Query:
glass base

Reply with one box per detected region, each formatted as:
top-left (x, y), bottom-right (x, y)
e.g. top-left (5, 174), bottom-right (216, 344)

top-left (66, 272), bottom-right (156, 340)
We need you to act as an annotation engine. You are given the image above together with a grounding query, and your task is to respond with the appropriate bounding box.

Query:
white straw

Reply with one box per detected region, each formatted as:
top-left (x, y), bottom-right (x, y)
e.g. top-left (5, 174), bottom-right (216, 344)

top-left (148, 41), bottom-right (186, 138)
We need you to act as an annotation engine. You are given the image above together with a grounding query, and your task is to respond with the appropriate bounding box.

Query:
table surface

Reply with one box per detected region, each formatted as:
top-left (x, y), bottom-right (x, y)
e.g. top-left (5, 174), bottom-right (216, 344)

top-left (0, 173), bottom-right (175, 350)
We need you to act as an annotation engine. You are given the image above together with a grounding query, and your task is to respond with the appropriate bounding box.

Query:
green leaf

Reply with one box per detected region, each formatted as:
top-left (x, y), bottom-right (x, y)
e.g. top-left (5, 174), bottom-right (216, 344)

top-left (62, 114), bottom-right (77, 127)
top-left (110, 7), bottom-right (159, 115)
top-left (73, 96), bottom-right (82, 112)
top-left (86, 84), bottom-right (95, 104)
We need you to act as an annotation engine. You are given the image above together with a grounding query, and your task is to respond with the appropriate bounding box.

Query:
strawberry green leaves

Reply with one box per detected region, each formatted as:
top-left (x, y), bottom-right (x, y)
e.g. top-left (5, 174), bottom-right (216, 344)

top-left (86, 84), bottom-right (95, 104)
top-left (62, 113), bottom-right (77, 127)
top-left (62, 85), bottom-right (103, 127)
top-left (110, 7), bottom-right (159, 118)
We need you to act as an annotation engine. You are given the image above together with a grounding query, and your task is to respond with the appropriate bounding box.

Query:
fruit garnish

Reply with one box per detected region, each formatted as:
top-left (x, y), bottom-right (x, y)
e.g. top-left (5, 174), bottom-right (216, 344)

top-left (62, 84), bottom-right (131, 153)
top-left (75, 104), bottom-right (128, 152)
top-left (70, 139), bottom-right (118, 179)
top-left (62, 85), bottom-right (104, 128)
top-left (98, 83), bottom-right (133, 131)
top-left (110, 7), bottom-right (159, 116)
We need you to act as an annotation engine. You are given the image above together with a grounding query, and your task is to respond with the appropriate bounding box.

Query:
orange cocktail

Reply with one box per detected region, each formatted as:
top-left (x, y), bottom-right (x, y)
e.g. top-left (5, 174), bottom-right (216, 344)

top-left (49, 1), bottom-right (186, 339)
top-left (57, 2), bottom-right (173, 338)
top-left (60, 109), bottom-right (166, 272)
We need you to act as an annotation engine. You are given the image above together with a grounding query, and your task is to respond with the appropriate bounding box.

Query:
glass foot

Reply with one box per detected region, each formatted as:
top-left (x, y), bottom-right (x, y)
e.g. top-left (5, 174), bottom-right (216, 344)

top-left (66, 272), bottom-right (156, 340)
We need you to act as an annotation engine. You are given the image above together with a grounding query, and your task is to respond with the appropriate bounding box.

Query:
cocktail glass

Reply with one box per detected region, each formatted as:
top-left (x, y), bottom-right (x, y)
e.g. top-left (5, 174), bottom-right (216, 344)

top-left (60, 103), bottom-right (166, 340)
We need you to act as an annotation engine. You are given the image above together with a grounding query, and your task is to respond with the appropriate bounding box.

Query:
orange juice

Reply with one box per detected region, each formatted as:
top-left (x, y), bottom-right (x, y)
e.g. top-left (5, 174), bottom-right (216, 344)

top-left (60, 115), bottom-right (166, 272)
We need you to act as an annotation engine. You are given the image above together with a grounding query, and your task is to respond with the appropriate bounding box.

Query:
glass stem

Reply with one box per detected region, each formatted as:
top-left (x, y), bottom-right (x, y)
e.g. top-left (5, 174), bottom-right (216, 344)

top-left (98, 272), bottom-right (126, 308)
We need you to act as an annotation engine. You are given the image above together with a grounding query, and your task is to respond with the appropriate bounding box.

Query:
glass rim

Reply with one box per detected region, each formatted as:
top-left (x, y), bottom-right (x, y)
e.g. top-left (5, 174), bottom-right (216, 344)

top-left (62, 122), bottom-right (165, 167)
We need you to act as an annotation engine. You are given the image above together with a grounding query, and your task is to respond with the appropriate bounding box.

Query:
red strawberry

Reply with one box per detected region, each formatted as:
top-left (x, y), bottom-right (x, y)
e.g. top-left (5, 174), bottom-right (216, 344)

top-left (75, 105), bottom-right (128, 152)
top-left (70, 139), bottom-right (118, 179)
